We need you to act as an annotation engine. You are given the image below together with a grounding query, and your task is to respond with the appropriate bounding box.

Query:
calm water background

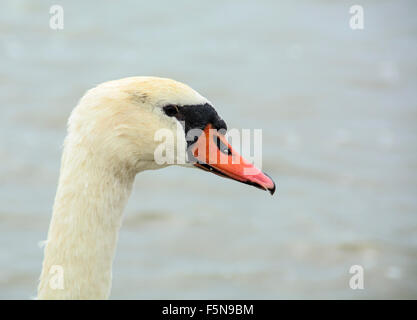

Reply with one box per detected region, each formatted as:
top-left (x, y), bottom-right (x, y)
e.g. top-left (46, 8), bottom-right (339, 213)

top-left (0, 0), bottom-right (416, 299)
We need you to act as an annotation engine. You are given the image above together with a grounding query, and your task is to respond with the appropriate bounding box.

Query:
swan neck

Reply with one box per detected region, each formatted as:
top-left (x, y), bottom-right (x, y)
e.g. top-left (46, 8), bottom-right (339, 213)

top-left (37, 144), bottom-right (135, 299)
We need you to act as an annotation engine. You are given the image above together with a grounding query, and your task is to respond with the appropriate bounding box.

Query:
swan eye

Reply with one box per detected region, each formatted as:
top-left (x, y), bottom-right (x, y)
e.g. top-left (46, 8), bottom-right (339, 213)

top-left (163, 105), bottom-right (180, 117)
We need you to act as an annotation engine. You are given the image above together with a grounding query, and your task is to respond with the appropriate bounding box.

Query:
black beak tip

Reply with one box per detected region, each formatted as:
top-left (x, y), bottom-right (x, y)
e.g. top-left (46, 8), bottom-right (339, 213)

top-left (268, 183), bottom-right (276, 195)
top-left (263, 172), bottom-right (276, 196)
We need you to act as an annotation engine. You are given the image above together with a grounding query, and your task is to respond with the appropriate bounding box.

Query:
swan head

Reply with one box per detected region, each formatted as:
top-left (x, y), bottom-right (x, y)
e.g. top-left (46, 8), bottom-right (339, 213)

top-left (68, 77), bottom-right (275, 194)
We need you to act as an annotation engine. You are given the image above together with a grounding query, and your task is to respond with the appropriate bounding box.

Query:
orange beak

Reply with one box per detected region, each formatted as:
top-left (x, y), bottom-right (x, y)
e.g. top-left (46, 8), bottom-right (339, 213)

top-left (189, 124), bottom-right (276, 195)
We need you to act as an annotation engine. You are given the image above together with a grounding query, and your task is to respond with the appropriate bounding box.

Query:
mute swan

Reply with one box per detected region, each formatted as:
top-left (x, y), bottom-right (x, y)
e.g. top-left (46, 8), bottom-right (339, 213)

top-left (37, 77), bottom-right (275, 299)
